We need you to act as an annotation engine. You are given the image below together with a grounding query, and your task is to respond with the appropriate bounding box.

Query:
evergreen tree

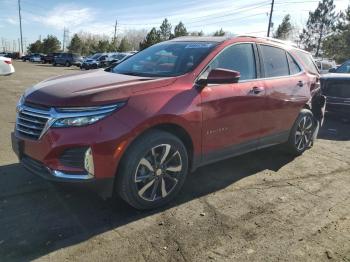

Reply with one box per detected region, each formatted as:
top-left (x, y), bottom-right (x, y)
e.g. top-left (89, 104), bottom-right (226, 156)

top-left (213, 28), bottom-right (225, 36)
top-left (174, 22), bottom-right (188, 38)
top-left (139, 28), bottom-right (161, 50)
top-left (42, 35), bottom-right (61, 53)
top-left (274, 14), bottom-right (293, 40)
top-left (159, 18), bottom-right (172, 41)
top-left (68, 34), bottom-right (82, 54)
top-left (322, 5), bottom-right (350, 62)
top-left (27, 40), bottom-right (42, 53)
top-left (299, 0), bottom-right (337, 56)
top-left (118, 37), bottom-right (131, 52)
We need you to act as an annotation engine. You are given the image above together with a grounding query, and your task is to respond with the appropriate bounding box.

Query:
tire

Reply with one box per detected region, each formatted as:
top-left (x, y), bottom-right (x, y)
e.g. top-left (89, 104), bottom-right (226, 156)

top-left (65, 61), bottom-right (71, 67)
top-left (116, 130), bottom-right (189, 210)
top-left (286, 109), bottom-right (316, 155)
top-left (53, 63), bottom-right (57, 66)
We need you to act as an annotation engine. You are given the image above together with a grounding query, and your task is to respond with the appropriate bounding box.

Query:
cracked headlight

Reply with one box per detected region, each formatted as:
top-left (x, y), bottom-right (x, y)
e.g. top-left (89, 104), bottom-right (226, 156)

top-left (52, 102), bottom-right (126, 128)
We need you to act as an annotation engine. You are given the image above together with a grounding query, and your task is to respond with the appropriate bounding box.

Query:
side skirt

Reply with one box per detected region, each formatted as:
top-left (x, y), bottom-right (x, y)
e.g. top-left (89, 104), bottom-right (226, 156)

top-left (192, 130), bottom-right (290, 171)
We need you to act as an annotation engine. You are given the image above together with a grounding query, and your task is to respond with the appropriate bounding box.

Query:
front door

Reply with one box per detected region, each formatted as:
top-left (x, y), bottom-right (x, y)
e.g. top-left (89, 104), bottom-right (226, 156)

top-left (200, 43), bottom-right (266, 162)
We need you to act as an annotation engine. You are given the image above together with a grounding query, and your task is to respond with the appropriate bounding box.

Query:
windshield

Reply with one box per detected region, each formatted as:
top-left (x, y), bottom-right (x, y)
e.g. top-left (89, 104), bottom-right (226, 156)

top-left (112, 41), bottom-right (217, 77)
top-left (336, 61), bottom-right (350, 73)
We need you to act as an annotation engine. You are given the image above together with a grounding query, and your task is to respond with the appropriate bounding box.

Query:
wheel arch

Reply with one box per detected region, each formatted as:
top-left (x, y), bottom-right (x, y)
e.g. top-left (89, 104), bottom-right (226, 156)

top-left (115, 121), bottom-right (197, 181)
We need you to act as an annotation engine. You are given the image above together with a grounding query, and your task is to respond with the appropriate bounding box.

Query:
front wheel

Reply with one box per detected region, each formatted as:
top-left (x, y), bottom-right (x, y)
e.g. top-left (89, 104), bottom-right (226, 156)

top-left (116, 130), bottom-right (188, 210)
top-left (286, 109), bottom-right (316, 155)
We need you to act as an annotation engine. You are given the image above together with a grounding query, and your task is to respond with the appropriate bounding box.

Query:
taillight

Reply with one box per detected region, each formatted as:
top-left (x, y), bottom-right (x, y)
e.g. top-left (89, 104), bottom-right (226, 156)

top-left (4, 60), bottom-right (12, 65)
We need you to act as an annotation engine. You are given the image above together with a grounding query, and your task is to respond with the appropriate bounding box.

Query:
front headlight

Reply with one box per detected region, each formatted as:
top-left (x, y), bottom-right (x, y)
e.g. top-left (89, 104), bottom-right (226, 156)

top-left (52, 102), bottom-right (126, 128)
top-left (16, 95), bottom-right (24, 112)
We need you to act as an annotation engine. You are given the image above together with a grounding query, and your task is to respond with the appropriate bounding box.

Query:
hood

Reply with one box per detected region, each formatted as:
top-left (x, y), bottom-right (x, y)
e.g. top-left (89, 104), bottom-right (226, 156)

top-left (24, 70), bottom-right (177, 107)
top-left (321, 73), bottom-right (350, 80)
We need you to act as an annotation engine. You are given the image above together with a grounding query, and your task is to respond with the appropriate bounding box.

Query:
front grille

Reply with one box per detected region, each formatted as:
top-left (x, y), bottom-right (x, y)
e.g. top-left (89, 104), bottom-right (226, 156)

top-left (16, 103), bottom-right (50, 140)
top-left (59, 147), bottom-right (88, 169)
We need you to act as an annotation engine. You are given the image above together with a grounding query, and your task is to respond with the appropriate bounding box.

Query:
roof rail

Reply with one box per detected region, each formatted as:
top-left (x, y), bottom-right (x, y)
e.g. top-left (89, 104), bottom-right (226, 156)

top-left (237, 35), bottom-right (298, 48)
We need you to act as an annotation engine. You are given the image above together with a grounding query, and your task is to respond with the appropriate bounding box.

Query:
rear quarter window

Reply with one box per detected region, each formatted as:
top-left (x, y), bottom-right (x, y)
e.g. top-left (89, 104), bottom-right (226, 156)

top-left (294, 50), bottom-right (319, 75)
top-left (259, 45), bottom-right (289, 77)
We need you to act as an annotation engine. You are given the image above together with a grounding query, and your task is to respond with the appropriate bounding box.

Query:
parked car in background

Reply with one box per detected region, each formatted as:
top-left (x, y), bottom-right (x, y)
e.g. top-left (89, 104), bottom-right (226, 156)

top-left (0, 56), bottom-right (15, 76)
top-left (106, 53), bottom-right (131, 66)
top-left (29, 53), bottom-right (44, 63)
top-left (315, 59), bottom-right (336, 74)
top-left (329, 59), bottom-right (350, 73)
top-left (321, 73), bottom-right (350, 118)
top-left (21, 54), bottom-right (31, 62)
top-left (42, 53), bottom-right (61, 64)
top-left (53, 53), bottom-right (83, 67)
top-left (105, 53), bottom-right (134, 69)
top-left (12, 36), bottom-right (325, 210)
top-left (80, 53), bottom-right (108, 69)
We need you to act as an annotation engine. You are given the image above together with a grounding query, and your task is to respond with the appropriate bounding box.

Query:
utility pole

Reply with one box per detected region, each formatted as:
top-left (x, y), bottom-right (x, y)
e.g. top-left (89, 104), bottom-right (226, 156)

top-left (113, 19), bottom-right (118, 50)
top-left (62, 28), bottom-right (66, 52)
top-left (62, 28), bottom-right (69, 51)
top-left (267, 0), bottom-right (274, 37)
top-left (18, 0), bottom-right (24, 54)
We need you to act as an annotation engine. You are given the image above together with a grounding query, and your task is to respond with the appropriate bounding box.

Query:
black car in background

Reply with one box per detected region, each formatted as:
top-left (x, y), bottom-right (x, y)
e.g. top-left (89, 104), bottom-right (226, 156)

top-left (42, 52), bottom-right (61, 64)
top-left (321, 74), bottom-right (350, 118)
top-left (329, 60), bottom-right (350, 73)
top-left (53, 53), bottom-right (83, 67)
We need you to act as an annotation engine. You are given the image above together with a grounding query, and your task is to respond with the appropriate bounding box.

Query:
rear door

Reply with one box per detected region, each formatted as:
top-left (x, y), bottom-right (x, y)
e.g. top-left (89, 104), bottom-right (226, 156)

top-left (200, 43), bottom-right (266, 161)
top-left (258, 44), bottom-right (309, 142)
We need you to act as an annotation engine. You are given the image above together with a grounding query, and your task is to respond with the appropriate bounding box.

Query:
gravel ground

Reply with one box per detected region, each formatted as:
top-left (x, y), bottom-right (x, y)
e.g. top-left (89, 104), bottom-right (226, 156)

top-left (0, 61), bottom-right (349, 262)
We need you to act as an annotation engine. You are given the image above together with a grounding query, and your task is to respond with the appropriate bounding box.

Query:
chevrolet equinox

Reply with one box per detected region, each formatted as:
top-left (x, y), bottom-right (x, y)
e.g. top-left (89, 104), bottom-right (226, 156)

top-left (12, 36), bottom-right (325, 210)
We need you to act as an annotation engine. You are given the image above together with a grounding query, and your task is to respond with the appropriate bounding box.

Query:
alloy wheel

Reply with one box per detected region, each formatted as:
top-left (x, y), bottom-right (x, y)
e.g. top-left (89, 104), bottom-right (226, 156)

top-left (295, 115), bottom-right (314, 151)
top-left (134, 144), bottom-right (183, 202)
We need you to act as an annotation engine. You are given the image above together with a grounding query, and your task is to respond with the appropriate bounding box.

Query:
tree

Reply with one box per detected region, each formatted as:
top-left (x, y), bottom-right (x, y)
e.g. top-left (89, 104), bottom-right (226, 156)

top-left (27, 40), bottom-right (42, 53)
top-left (213, 28), bottom-right (225, 36)
top-left (93, 40), bottom-right (110, 53)
top-left (274, 14), bottom-right (293, 39)
top-left (174, 21), bottom-right (188, 38)
top-left (118, 37), bottom-right (131, 52)
top-left (299, 0), bottom-right (337, 56)
top-left (68, 34), bottom-right (83, 54)
top-left (139, 27), bottom-right (161, 50)
top-left (322, 5), bottom-right (350, 62)
top-left (41, 35), bottom-right (61, 53)
top-left (159, 18), bottom-right (172, 41)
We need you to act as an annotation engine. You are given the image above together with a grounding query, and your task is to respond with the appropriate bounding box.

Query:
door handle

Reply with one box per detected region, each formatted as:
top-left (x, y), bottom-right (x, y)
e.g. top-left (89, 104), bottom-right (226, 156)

top-left (297, 81), bottom-right (304, 87)
top-left (250, 87), bottom-right (264, 95)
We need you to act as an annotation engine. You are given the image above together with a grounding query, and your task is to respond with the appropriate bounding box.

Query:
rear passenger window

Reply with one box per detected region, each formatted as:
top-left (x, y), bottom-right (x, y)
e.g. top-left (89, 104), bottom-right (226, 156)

top-left (207, 43), bottom-right (256, 80)
top-left (260, 45), bottom-right (289, 77)
top-left (287, 53), bottom-right (301, 75)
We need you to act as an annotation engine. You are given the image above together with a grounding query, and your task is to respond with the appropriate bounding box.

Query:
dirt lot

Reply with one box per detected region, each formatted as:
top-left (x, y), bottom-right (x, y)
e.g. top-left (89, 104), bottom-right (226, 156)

top-left (0, 61), bottom-right (349, 262)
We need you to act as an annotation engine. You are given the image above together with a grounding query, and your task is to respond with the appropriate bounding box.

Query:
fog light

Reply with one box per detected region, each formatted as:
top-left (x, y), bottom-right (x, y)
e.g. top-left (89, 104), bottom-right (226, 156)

top-left (84, 148), bottom-right (95, 176)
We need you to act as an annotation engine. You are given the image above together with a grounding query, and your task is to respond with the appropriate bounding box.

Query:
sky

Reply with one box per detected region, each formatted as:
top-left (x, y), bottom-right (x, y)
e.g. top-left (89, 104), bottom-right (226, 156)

top-left (0, 0), bottom-right (349, 51)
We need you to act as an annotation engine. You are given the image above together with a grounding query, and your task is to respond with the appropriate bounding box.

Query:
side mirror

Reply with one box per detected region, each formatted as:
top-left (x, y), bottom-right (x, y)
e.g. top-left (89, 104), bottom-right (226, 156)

top-left (328, 68), bottom-right (336, 73)
top-left (196, 68), bottom-right (240, 88)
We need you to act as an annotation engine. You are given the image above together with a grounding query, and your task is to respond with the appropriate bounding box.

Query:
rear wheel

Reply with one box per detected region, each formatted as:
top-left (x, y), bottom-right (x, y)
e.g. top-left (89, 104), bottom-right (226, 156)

top-left (286, 109), bottom-right (316, 155)
top-left (65, 61), bottom-right (71, 67)
top-left (116, 130), bottom-right (188, 210)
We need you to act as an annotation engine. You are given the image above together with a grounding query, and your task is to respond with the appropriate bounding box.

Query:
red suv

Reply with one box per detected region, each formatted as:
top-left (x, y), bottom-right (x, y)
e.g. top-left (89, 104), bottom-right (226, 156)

top-left (12, 36), bottom-right (325, 209)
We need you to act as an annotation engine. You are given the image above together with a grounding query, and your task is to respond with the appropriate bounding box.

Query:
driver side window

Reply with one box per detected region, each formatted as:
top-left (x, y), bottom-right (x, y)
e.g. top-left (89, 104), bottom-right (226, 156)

top-left (205, 44), bottom-right (257, 81)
